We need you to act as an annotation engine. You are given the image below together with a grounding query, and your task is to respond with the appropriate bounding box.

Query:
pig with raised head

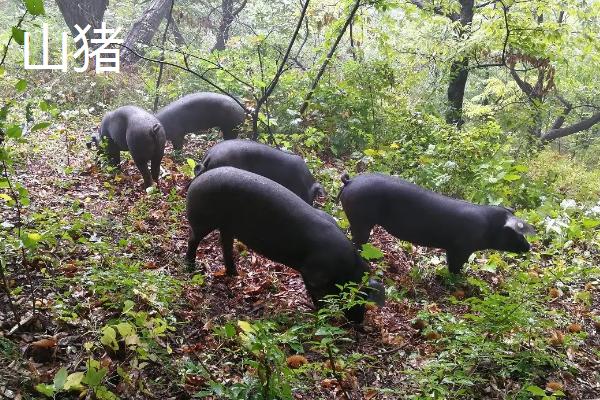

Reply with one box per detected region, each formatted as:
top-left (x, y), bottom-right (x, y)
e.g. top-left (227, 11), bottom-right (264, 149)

top-left (195, 139), bottom-right (324, 205)
top-left (186, 167), bottom-right (384, 323)
top-left (156, 92), bottom-right (245, 150)
top-left (338, 173), bottom-right (536, 274)
top-left (89, 106), bottom-right (166, 188)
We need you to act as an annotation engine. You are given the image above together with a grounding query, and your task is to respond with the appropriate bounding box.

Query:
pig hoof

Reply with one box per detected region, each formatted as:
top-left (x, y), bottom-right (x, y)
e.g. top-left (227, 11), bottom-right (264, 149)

top-left (185, 261), bottom-right (196, 273)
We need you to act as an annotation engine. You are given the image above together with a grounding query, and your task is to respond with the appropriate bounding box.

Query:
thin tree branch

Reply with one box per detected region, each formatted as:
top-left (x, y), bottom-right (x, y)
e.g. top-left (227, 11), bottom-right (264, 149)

top-left (542, 111), bottom-right (600, 141)
top-left (153, 0), bottom-right (176, 112)
top-left (251, 0), bottom-right (311, 138)
top-left (0, 12), bottom-right (27, 66)
top-left (117, 43), bottom-right (249, 113)
top-left (232, 0), bottom-right (247, 16)
top-left (409, 0), bottom-right (459, 20)
top-left (300, 0), bottom-right (361, 115)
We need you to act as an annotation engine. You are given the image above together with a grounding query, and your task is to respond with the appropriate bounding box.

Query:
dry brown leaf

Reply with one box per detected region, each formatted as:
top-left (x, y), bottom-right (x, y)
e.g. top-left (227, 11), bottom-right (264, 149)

top-left (143, 261), bottom-right (159, 270)
top-left (323, 359), bottom-right (343, 371)
top-left (549, 288), bottom-right (561, 298)
top-left (567, 323), bottom-right (582, 333)
top-left (185, 374), bottom-right (205, 387)
top-left (549, 331), bottom-right (564, 346)
top-left (30, 338), bottom-right (57, 349)
top-left (546, 381), bottom-right (564, 392)
top-left (425, 331), bottom-right (441, 341)
top-left (320, 378), bottom-right (338, 389)
top-left (286, 355), bottom-right (308, 369)
top-left (426, 303), bottom-right (440, 314)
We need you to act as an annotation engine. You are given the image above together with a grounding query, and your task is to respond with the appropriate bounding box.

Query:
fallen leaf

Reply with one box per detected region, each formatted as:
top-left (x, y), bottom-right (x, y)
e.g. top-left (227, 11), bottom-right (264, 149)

top-left (286, 355), bottom-right (308, 369)
top-left (549, 288), bottom-right (561, 298)
top-left (143, 261), bottom-right (159, 270)
top-left (546, 381), bottom-right (563, 392)
top-left (30, 338), bottom-right (57, 349)
top-left (425, 331), bottom-right (441, 341)
top-left (549, 331), bottom-right (564, 346)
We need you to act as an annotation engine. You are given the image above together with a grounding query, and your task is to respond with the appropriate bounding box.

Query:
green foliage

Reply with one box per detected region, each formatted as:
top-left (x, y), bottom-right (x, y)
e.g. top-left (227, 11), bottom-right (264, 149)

top-left (526, 149), bottom-right (600, 203)
top-left (24, 0), bottom-right (45, 16)
top-left (410, 275), bottom-right (563, 398)
top-left (1, 1), bottom-right (599, 398)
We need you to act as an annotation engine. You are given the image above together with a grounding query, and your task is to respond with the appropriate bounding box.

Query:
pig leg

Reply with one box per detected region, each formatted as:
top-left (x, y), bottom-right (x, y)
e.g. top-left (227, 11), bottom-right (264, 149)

top-left (350, 222), bottom-right (372, 248)
top-left (185, 226), bottom-right (212, 270)
top-left (105, 138), bottom-right (121, 166)
top-left (150, 152), bottom-right (163, 186)
top-left (446, 249), bottom-right (471, 274)
top-left (132, 156), bottom-right (153, 188)
top-left (220, 232), bottom-right (238, 276)
top-left (221, 125), bottom-right (238, 140)
top-left (171, 134), bottom-right (185, 151)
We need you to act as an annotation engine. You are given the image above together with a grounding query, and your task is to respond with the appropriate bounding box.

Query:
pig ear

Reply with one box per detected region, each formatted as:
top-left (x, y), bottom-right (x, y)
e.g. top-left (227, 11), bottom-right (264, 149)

top-left (501, 205), bottom-right (516, 214)
top-left (312, 183), bottom-right (325, 199)
top-left (504, 216), bottom-right (536, 235)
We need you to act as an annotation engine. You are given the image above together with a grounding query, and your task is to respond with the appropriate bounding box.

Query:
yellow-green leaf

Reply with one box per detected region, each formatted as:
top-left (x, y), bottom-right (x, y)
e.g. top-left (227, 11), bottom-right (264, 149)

top-left (237, 320), bottom-right (255, 333)
top-left (63, 372), bottom-right (85, 391)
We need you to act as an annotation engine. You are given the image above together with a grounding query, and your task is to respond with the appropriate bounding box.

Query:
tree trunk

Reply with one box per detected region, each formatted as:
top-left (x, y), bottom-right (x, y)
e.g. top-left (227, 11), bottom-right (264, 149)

top-left (410, 0), bottom-right (474, 126)
top-left (169, 16), bottom-right (186, 45)
top-left (213, 0), bottom-right (233, 52)
top-left (121, 0), bottom-right (172, 66)
top-left (55, 0), bottom-right (109, 42)
top-left (444, 0), bottom-right (474, 126)
top-left (445, 58), bottom-right (469, 126)
top-left (153, 0), bottom-right (175, 112)
top-left (212, 0), bottom-right (247, 52)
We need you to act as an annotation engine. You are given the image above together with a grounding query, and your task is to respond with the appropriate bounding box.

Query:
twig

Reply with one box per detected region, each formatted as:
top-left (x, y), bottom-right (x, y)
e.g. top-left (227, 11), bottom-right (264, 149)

top-left (252, 0), bottom-right (312, 139)
top-left (117, 43), bottom-right (249, 113)
top-left (372, 341), bottom-right (411, 357)
top-left (153, 0), bottom-right (176, 112)
top-left (300, 0), bottom-right (362, 115)
top-left (0, 12), bottom-right (27, 66)
top-left (326, 343), bottom-right (354, 400)
top-left (0, 256), bottom-right (20, 325)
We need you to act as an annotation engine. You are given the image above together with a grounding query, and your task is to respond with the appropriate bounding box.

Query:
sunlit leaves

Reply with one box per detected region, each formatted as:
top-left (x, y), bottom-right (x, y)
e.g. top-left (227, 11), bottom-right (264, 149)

top-left (360, 243), bottom-right (384, 260)
top-left (23, 0), bottom-right (45, 16)
top-left (11, 27), bottom-right (25, 45)
top-left (31, 122), bottom-right (51, 132)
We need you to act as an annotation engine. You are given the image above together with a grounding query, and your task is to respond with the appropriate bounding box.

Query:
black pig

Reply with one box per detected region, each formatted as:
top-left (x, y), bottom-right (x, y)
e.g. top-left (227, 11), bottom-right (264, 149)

top-left (338, 173), bottom-right (535, 273)
top-left (156, 92), bottom-right (245, 150)
top-left (90, 106), bottom-right (166, 189)
top-left (186, 167), bottom-right (384, 323)
top-left (195, 139), bottom-right (324, 205)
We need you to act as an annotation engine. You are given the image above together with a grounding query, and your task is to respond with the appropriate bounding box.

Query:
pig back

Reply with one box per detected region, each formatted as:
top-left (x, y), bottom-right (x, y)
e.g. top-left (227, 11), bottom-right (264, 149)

top-left (201, 140), bottom-right (317, 204)
top-left (186, 167), bottom-right (356, 274)
top-left (342, 173), bottom-right (489, 248)
top-left (157, 92), bottom-right (245, 138)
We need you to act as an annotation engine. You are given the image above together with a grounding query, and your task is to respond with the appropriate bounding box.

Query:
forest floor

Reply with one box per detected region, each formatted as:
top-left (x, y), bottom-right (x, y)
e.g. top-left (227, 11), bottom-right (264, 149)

top-left (0, 128), bottom-right (599, 400)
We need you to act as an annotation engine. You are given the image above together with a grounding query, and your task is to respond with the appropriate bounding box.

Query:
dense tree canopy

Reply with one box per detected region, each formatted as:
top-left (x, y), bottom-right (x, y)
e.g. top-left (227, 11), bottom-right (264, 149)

top-left (1, 0), bottom-right (599, 398)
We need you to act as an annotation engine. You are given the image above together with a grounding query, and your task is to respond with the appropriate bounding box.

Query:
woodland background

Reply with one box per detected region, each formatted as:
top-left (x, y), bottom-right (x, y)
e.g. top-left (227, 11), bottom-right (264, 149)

top-left (0, 0), bottom-right (599, 399)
